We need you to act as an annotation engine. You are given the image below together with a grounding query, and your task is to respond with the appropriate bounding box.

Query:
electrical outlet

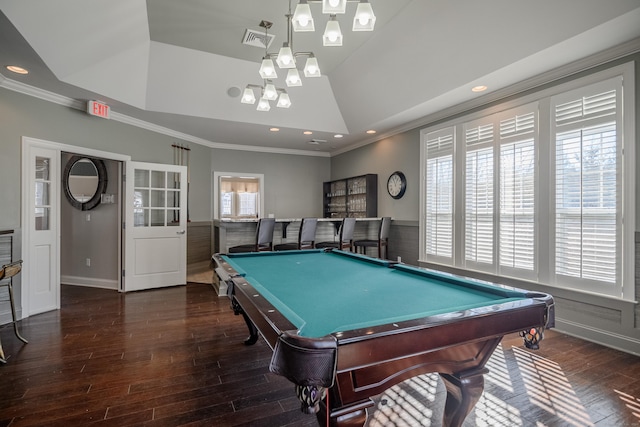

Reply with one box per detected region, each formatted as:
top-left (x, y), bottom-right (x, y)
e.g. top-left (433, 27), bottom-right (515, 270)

top-left (86, 258), bottom-right (91, 267)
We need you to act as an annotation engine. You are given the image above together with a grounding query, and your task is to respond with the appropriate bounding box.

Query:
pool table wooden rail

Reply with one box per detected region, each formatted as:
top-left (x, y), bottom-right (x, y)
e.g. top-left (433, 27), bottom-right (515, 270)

top-left (212, 252), bottom-right (554, 427)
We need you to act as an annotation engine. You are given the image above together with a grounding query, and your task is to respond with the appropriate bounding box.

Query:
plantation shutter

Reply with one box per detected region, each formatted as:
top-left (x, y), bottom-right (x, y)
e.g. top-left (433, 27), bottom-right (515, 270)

top-left (552, 78), bottom-right (621, 292)
top-left (499, 109), bottom-right (536, 274)
top-left (465, 122), bottom-right (494, 267)
top-left (425, 127), bottom-right (454, 261)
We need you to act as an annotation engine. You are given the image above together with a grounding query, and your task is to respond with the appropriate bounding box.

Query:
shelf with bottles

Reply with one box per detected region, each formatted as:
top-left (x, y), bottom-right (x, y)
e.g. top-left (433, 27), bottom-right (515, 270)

top-left (323, 174), bottom-right (377, 218)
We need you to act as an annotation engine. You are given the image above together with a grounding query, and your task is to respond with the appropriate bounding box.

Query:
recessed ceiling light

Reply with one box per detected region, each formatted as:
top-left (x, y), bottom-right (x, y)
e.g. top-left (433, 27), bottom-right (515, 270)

top-left (6, 65), bottom-right (28, 75)
top-left (334, 134), bottom-right (343, 138)
top-left (269, 127), bottom-right (280, 132)
top-left (472, 85), bottom-right (488, 92)
top-left (303, 131), bottom-right (313, 135)
top-left (366, 130), bottom-right (376, 134)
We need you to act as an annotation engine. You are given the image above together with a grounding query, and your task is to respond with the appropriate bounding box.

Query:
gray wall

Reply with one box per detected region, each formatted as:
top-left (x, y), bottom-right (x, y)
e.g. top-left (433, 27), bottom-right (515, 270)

top-left (211, 149), bottom-right (330, 219)
top-left (331, 129), bottom-right (420, 222)
top-left (331, 53), bottom-right (640, 355)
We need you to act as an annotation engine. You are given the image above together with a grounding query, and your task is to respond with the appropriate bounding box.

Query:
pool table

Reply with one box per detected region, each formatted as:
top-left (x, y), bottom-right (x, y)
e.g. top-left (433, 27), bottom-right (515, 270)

top-left (212, 249), bottom-right (554, 427)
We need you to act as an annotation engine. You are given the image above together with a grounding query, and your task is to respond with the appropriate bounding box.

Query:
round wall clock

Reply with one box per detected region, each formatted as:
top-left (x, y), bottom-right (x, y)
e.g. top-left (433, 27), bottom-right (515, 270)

top-left (387, 171), bottom-right (406, 199)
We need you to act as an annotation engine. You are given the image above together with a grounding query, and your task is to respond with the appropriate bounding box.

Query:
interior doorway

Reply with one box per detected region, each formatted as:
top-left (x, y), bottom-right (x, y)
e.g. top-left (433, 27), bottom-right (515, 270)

top-left (22, 137), bottom-right (189, 318)
top-left (21, 137), bottom-right (130, 317)
top-left (60, 152), bottom-right (121, 290)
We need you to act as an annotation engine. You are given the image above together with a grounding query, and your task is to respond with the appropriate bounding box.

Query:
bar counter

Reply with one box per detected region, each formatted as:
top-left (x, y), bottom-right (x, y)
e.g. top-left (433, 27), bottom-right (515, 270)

top-left (212, 218), bottom-right (384, 296)
top-left (213, 217), bottom-right (383, 253)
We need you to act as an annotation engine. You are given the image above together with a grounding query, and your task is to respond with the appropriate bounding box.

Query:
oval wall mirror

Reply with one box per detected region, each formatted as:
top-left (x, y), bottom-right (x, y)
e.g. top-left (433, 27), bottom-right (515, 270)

top-left (63, 155), bottom-right (108, 210)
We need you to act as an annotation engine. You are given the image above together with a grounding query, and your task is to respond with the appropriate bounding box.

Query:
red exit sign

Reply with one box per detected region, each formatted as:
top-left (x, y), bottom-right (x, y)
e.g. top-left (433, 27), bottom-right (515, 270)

top-left (87, 100), bottom-right (110, 119)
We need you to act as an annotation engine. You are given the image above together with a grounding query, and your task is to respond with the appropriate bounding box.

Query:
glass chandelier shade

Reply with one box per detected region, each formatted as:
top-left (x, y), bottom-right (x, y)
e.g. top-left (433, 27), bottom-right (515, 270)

top-left (259, 58), bottom-right (278, 78)
top-left (256, 97), bottom-right (271, 111)
top-left (241, 87), bottom-right (256, 104)
top-left (322, 0), bottom-right (347, 14)
top-left (303, 56), bottom-right (321, 77)
top-left (353, 1), bottom-right (376, 31)
top-left (285, 69), bottom-right (303, 87)
top-left (263, 83), bottom-right (278, 101)
top-left (323, 15), bottom-right (343, 46)
top-left (292, 1), bottom-right (315, 31)
top-left (276, 92), bottom-right (292, 108)
top-left (276, 45), bottom-right (295, 68)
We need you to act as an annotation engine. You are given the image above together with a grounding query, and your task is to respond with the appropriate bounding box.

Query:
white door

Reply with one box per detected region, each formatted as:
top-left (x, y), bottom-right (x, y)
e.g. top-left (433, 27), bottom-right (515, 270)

top-left (124, 161), bottom-right (187, 291)
top-left (24, 145), bottom-right (60, 315)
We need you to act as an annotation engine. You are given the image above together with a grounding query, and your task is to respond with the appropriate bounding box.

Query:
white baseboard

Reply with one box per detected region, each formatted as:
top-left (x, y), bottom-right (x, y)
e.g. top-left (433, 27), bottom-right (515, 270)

top-left (555, 317), bottom-right (640, 357)
top-left (61, 275), bottom-right (118, 290)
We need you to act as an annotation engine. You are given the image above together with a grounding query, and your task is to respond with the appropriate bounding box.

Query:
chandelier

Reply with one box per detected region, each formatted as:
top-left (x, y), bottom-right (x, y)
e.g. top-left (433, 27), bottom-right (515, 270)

top-left (241, 0), bottom-right (376, 112)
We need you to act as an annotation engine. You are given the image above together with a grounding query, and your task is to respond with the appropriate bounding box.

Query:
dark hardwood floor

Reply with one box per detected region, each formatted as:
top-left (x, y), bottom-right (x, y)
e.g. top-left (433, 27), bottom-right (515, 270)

top-left (1, 283), bottom-right (639, 426)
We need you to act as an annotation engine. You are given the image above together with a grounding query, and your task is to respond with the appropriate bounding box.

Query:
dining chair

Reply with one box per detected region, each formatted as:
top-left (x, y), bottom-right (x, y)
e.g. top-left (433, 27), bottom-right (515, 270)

top-left (274, 218), bottom-right (318, 251)
top-left (315, 217), bottom-right (356, 251)
top-left (353, 217), bottom-right (391, 259)
top-left (228, 218), bottom-right (276, 253)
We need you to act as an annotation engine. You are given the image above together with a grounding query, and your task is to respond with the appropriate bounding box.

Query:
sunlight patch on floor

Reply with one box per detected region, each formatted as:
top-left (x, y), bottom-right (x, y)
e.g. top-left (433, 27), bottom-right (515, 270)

top-left (614, 389), bottom-right (640, 419)
top-left (367, 374), bottom-right (439, 427)
top-left (514, 346), bottom-right (594, 426)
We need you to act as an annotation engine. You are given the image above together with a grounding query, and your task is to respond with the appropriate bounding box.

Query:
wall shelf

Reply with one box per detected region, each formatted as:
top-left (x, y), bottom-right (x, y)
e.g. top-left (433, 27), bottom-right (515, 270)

top-left (323, 174), bottom-right (377, 218)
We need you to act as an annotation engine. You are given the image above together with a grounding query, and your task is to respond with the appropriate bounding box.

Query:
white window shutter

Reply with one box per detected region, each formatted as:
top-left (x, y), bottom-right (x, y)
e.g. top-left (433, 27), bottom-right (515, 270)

top-left (553, 78), bottom-right (621, 291)
top-left (499, 110), bottom-right (536, 274)
top-left (425, 128), bottom-right (454, 261)
top-left (465, 123), bottom-right (494, 267)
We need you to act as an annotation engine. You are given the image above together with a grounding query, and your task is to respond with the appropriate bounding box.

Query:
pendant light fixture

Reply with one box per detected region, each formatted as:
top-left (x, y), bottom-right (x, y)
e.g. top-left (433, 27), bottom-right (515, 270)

top-left (292, 0), bottom-right (315, 31)
top-left (241, 1), bottom-right (376, 112)
top-left (323, 15), bottom-right (343, 46)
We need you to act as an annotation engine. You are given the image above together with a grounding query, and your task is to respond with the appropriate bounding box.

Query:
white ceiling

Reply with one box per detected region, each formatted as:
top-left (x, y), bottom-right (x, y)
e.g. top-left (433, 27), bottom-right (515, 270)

top-left (1, 0), bottom-right (639, 156)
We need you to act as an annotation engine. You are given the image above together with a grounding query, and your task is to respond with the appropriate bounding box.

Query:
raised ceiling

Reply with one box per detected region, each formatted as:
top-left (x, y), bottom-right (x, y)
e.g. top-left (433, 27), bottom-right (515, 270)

top-left (1, 0), bottom-right (639, 156)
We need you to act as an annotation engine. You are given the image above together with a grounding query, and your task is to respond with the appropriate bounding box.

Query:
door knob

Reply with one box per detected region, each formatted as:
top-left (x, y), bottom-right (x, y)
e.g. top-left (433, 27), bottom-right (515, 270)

top-left (176, 230), bottom-right (186, 235)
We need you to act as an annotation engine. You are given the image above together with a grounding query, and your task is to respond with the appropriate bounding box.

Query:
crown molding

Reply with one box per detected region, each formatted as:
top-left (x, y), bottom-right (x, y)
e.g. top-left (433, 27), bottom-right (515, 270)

top-left (0, 74), bottom-right (85, 110)
top-left (0, 76), bottom-right (330, 158)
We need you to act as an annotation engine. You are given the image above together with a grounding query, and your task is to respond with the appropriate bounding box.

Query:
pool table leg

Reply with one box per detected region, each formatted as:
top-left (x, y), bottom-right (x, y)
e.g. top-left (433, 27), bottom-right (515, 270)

top-left (440, 369), bottom-right (488, 427)
top-left (231, 297), bottom-right (259, 345)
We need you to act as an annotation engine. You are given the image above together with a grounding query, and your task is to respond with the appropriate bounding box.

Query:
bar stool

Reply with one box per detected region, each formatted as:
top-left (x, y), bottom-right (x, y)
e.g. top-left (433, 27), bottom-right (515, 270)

top-left (0, 260), bottom-right (28, 363)
top-left (316, 217), bottom-right (356, 251)
top-left (228, 218), bottom-right (276, 253)
top-left (274, 218), bottom-right (318, 251)
top-left (353, 217), bottom-right (391, 259)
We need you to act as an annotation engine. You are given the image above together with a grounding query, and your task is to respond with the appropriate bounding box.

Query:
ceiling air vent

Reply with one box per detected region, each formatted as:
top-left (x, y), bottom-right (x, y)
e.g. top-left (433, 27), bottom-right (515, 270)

top-left (308, 139), bottom-right (327, 145)
top-left (242, 29), bottom-right (275, 49)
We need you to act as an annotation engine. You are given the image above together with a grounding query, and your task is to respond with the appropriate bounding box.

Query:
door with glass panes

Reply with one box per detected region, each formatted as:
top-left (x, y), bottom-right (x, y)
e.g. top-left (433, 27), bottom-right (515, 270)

top-left (124, 161), bottom-right (187, 291)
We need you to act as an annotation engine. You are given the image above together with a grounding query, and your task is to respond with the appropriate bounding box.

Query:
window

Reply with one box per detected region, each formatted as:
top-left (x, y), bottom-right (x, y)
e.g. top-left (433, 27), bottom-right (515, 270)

top-left (213, 172), bottom-right (264, 219)
top-left (220, 192), bottom-right (233, 216)
top-left (238, 192), bottom-right (258, 217)
top-left (420, 64), bottom-right (634, 300)
top-left (551, 80), bottom-right (621, 295)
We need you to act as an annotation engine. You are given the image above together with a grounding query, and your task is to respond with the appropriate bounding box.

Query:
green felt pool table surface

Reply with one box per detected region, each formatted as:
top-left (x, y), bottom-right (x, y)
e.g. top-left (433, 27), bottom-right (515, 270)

top-left (221, 249), bottom-right (529, 338)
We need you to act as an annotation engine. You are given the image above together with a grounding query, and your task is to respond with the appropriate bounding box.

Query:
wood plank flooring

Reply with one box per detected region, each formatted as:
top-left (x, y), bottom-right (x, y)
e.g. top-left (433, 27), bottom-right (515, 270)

top-left (0, 283), bottom-right (639, 426)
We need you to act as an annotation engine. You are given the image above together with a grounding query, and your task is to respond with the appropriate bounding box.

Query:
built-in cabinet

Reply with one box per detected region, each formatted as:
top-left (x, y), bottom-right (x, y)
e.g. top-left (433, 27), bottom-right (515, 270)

top-left (323, 174), bottom-right (377, 218)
